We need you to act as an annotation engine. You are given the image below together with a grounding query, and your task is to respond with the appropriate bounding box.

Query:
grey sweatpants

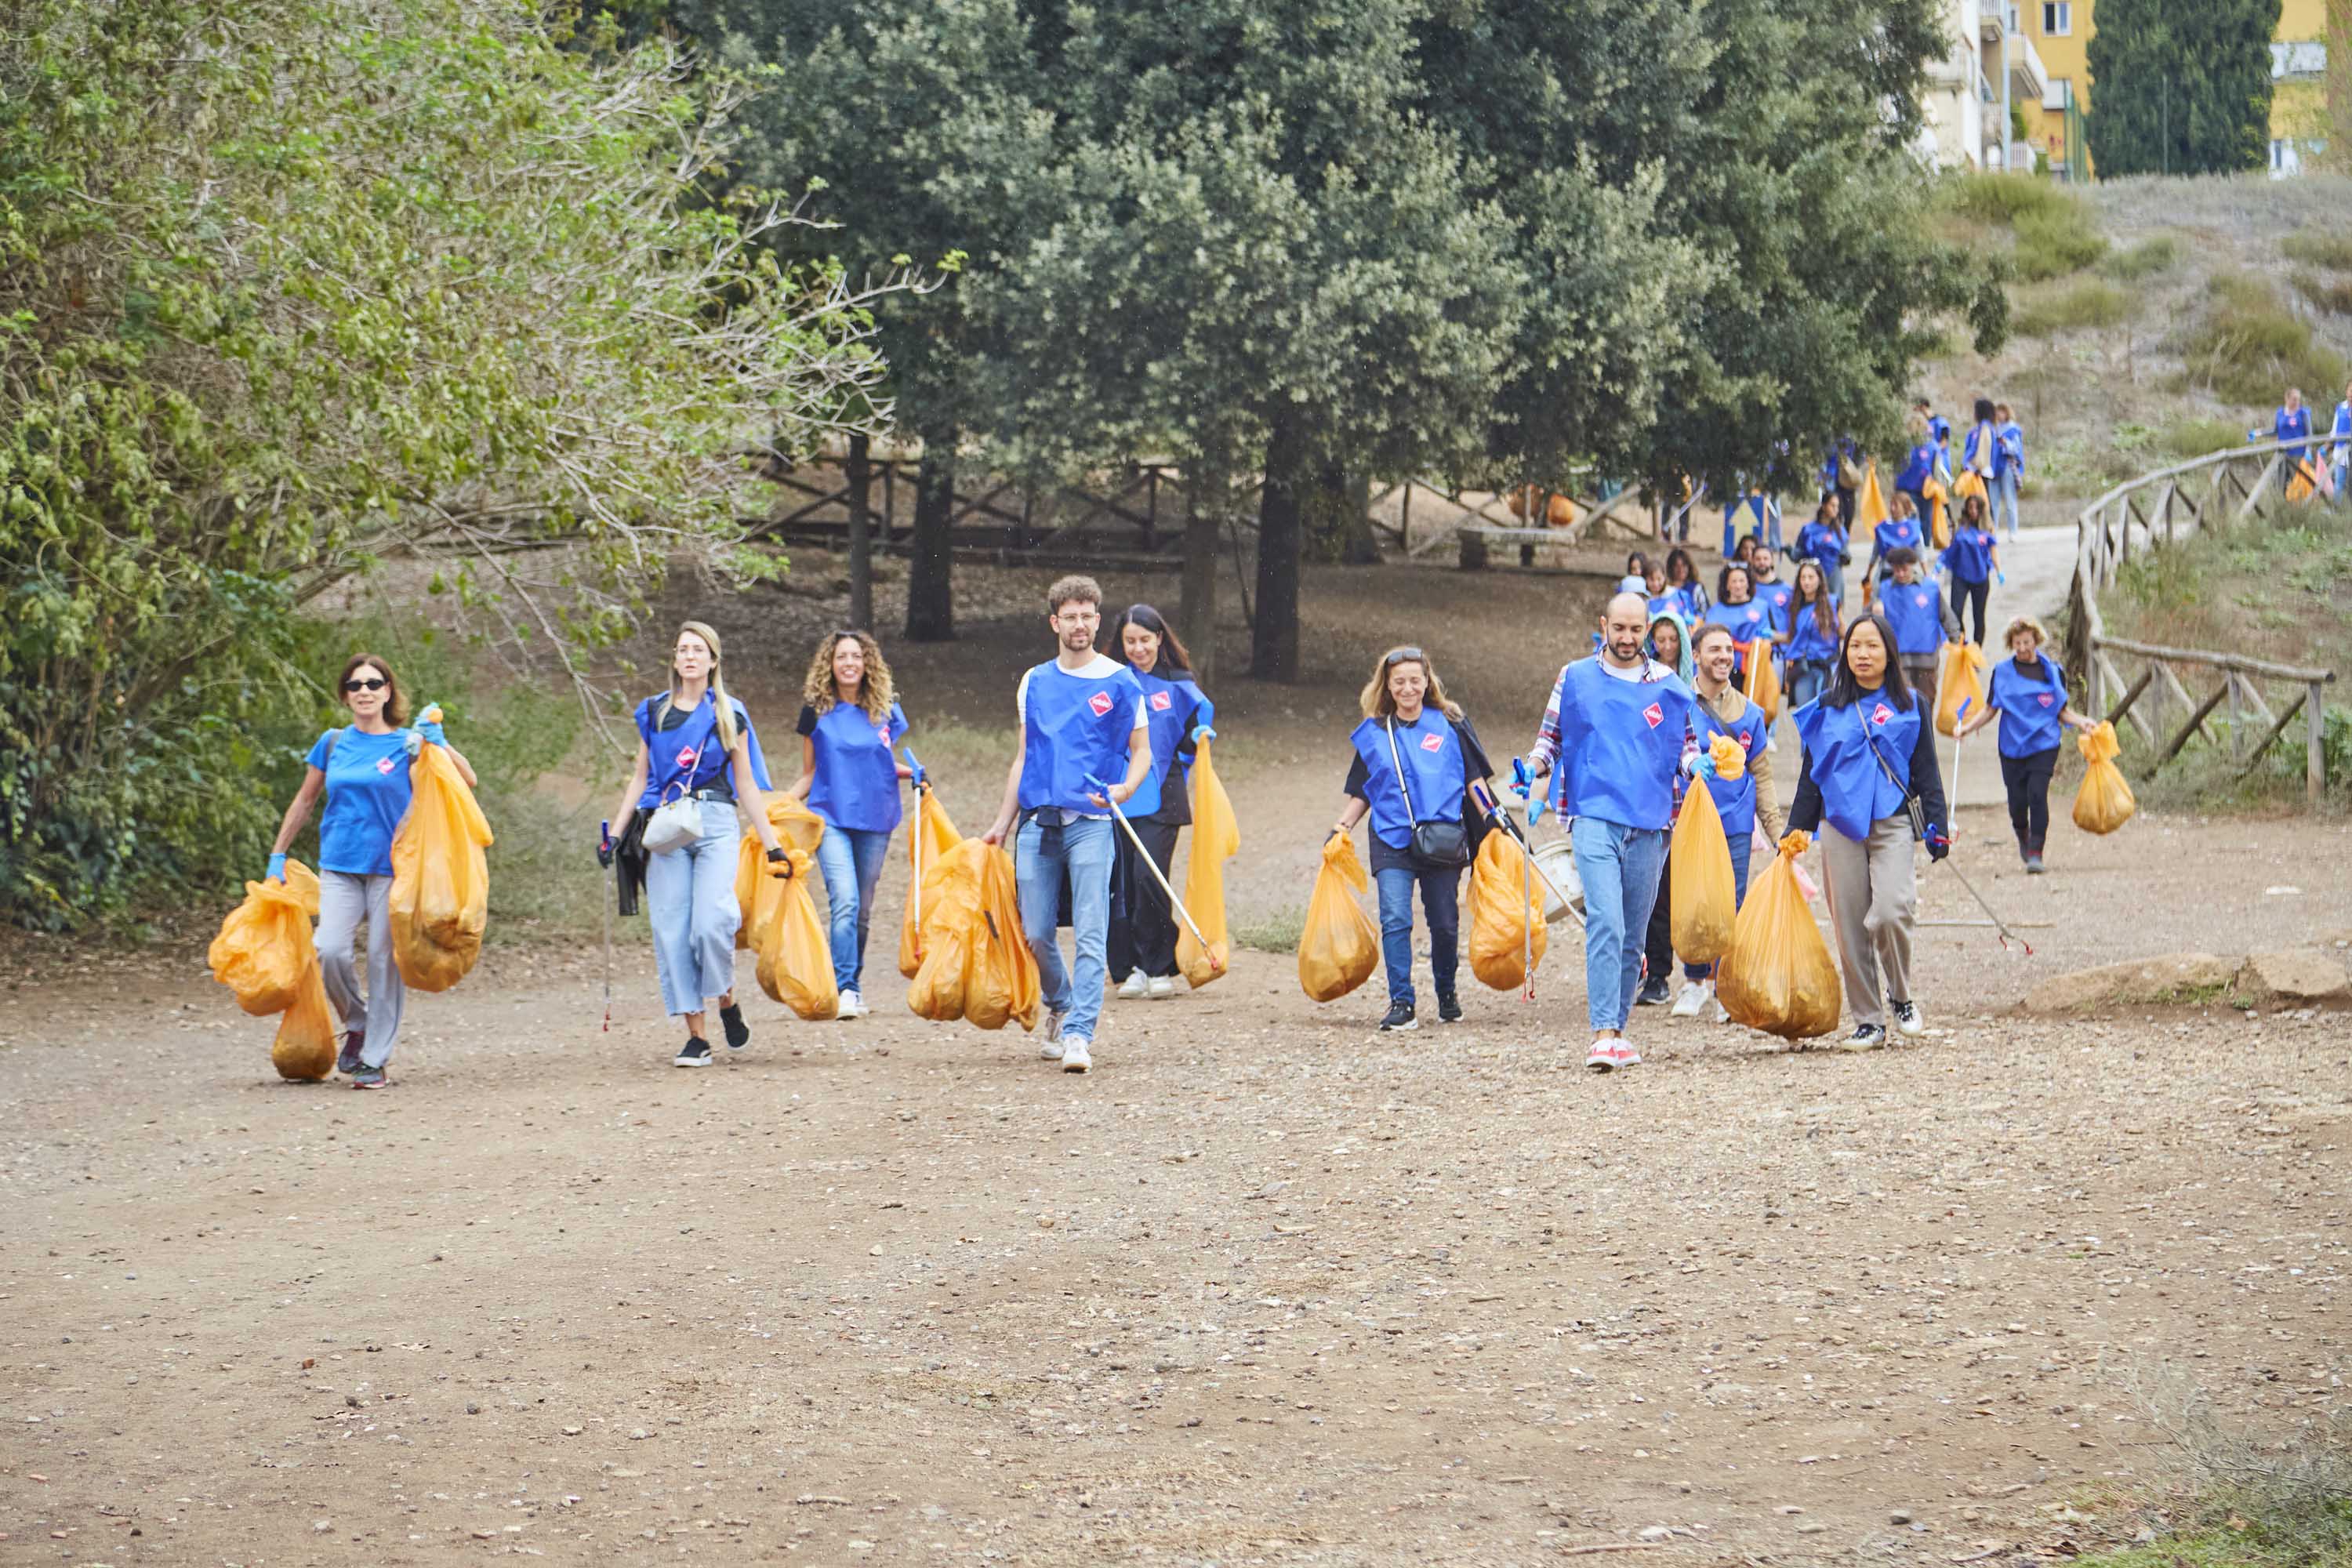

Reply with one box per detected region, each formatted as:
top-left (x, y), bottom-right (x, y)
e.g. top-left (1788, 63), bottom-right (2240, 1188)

top-left (318, 869), bottom-right (404, 1069)
top-left (1817, 816), bottom-right (1915, 1029)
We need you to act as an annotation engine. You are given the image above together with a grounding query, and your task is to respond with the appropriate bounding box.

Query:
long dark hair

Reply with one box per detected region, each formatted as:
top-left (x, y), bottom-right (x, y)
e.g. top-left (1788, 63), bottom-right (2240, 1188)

top-left (1791, 561), bottom-right (1838, 643)
top-left (1973, 396), bottom-right (1996, 426)
top-left (1663, 546), bottom-right (1697, 586)
top-left (1824, 612), bottom-right (1917, 711)
top-left (1715, 562), bottom-right (1754, 604)
top-left (1958, 492), bottom-right (1990, 531)
top-left (1110, 602), bottom-right (1193, 677)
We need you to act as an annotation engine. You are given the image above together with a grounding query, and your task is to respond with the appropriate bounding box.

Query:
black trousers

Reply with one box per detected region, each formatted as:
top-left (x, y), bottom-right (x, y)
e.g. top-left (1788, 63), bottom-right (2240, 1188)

top-left (2000, 746), bottom-right (2059, 852)
top-left (1108, 815), bottom-right (1182, 980)
top-left (1951, 575), bottom-right (1990, 645)
top-left (1643, 855), bottom-right (1673, 987)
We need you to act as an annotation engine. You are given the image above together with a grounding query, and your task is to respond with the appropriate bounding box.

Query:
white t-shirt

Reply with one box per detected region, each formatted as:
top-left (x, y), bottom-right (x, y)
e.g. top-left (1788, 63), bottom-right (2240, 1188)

top-left (1599, 655), bottom-right (1673, 683)
top-left (1015, 653), bottom-right (1149, 727)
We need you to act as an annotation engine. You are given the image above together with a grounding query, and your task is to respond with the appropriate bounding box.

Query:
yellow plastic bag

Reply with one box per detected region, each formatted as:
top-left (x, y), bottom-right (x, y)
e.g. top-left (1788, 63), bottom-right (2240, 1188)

top-left (963, 844), bottom-right (1041, 1030)
top-left (1952, 470), bottom-right (1987, 510)
top-left (1670, 779), bottom-right (1737, 964)
top-left (1718, 833), bottom-right (1843, 1040)
top-left (2071, 721), bottom-right (2137, 835)
top-left (270, 956), bottom-right (337, 1082)
top-left (898, 788), bottom-right (963, 978)
top-left (1299, 833), bottom-right (1378, 1003)
top-left (1936, 641), bottom-right (1987, 736)
top-left (1467, 828), bottom-right (1547, 992)
top-left (1174, 742), bottom-right (1237, 989)
top-left (1855, 457), bottom-right (1890, 532)
top-left (756, 846), bottom-right (837, 1021)
top-left (388, 722), bottom-right (494, 993)
top-left (735, 797), bottom-right (828, 952)
top-left (909, 839), bottom-right (982, 1022)
top-left (209, 861), bottom-right (321, 1016)
top-left (1922, 476), bottom-right (1952, 547)
top-left (1740, 639), bottom-right (1781, 723)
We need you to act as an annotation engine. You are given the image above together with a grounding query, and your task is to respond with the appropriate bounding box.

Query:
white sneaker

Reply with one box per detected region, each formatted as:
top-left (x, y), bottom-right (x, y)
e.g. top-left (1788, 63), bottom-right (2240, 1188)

top-left (835, 988), bottom-right (867, 1020)
top-left (1116, 972), bottom-right (1149, 1000)
top-left (1711, 994), bottom-right (1732, 1025)
top-left (1147, 975), bottom-right (1176, 1000)
top-left (1038, 1009), bottom-right (1068, 1060)
top-left (1891, 999), bottom-right (1926, 1036)
top-left (1059, 1038), bottom-right (1093, 1074)
top-left (1669, 981), bottom-right (1708, 1018)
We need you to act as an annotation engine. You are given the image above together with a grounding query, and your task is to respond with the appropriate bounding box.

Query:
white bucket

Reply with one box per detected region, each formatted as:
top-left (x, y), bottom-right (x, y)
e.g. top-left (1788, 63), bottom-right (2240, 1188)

top-left (1530, 838), bottom-right (1584, 923)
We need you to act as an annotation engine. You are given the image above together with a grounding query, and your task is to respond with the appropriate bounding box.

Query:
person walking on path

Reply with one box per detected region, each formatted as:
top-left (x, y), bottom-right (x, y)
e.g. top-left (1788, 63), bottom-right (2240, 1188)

top-left (1962, 397), bottom-right (1997, 488)
top-left (1670, 623), bottom-right (1785, 1022)
top-left (1895, 407), bottom-right (1941, 526)
top-left (1877, 547), bottom-right (1964, 710)
top-left (1524, 592), bottom-right (1696, 1073)
top-left (603, 622), bottom-right (790, 1069)
top-left (1330, 648), bottom-right (1495, 1033)
top-left (1992, 402), bottom-right (2025, 540)
top-left (1748, 544), bottom-right (1794, 630)
top-left (1794, 497), bottom-right (1851, 605)
top-left (1106, 604), bottom-right (1215, 1001)
top-left (1661, 547), bottom-right (1709, 622)
top-left (1701, 563), bottom-right (1777, 684)
top-left (1864, 491), bottom-right (1927, 593)
top-left (786, 629), bottom-right (910, 1021)
top-left (1786, 613), bottom-right (1949, 1052)
top-left (1636, 608), bottom-right (1697, 1005)
top-left (981, 575), bottom-right (1152, 1076)
top-left (2275, 386), bottom-right (2312, 460)
top-left (268, 653), bottom-right (478, 1089)
top-left (1780, 560), bottom-right (1845, 713)
top-left (1940, 493), bottom-right (2002, 647)
top-left (2329, 379), bottom-right (2351, 504)
top-left (1953, 616), bottom-right (2096, 873)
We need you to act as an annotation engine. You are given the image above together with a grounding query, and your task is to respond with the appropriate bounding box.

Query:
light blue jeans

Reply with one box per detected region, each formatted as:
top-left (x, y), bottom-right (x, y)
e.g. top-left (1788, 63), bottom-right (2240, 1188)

top-left (1570, 816), bottom-right (1669, 1033)
top-left (815, 824), bottom-right (893, 993)
top-left (644, 799), bottom-right (742, 1018)
top-left (1993, 468), bottom-right (2021, 538)
top-left (1015, 815), bottom-right (1116, 1044)
top-left (1684, 829), bottom-right (1755, 981)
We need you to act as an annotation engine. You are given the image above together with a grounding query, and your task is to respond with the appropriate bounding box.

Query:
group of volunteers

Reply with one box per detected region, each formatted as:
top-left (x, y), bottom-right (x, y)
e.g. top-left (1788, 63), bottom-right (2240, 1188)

top-left (2272, 380), bottom-right (2352, 504)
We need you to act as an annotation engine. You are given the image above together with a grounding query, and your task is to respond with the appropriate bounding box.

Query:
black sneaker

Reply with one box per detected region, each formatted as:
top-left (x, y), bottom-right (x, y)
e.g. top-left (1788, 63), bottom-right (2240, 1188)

top-left (350, 1065), bottom-right (388, 1091)
top-left (1635, 977), bottom-right (1671, 1007)
top-left (1435, 992), bottom-right (1464, 1024)
top-left (1377, 1000), bottom-right (1419, 1032)
top-left (718, 1002), bottom-right (750, 1051)
top-left (673, 1036), bottom-right (713, 1069)
top-left (1835, 1023), bottom-right (1887, 1053)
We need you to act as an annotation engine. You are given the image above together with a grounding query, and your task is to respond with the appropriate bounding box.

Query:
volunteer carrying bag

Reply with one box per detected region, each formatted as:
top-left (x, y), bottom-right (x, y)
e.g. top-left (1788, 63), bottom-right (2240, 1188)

top-left (2071, 720), bottom-right (2136, 836)
top-left (1717, 832), bottom-right (1843, 1040)
top-left (209, 861), bottom-right (322, 1016)
top-left (1467, 828), bottom-right (1546, 992)
top-left (1174, 741), bottom-right (1238, 989)
top-left (736, 797), bottom-right (827, 952)
top-left (388, 716), bottom-right (494, 993)
top-left (962, 845), bottom-right (1041, 1030)
top-left (1299, 833), bottom-right (1379, 1003)
top-left (1669, 751), bottom-right (1737, 965)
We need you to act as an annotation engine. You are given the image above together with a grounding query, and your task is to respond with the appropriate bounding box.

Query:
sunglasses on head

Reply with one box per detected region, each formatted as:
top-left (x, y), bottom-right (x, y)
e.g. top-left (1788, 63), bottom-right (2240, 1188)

top-left (1384, 647), bottom-right (1425, 667)
top-left (344, 677), bottom-right (387, 692)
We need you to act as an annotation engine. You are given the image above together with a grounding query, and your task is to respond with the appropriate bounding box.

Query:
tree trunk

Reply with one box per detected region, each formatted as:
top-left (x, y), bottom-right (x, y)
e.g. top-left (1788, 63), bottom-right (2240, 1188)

top-left (845, 432), bottom-right (873, 633)
top-left (1252, 411), bottom-right (1308, 682)
top-left (1306, 460), bottom-right (1378, 564)
top-left (905, 433), bottom-right (956, 643)
top-left (1179, 468), bottom-right (1223, 688)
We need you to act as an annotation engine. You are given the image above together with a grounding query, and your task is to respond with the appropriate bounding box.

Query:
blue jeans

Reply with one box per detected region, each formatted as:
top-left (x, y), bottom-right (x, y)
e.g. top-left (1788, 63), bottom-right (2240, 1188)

top-left (1992, 468), bottom-right (2021, 538)
top-left (1015, 815), bottom-right (1115, 1044)
top-left (1787, 658), bottom-right (1831, 713)
top-left (1684, 828), bottom-right (1755, 980)
top-left (815, 824), bottom-right (893, 993)
top-left (644, 799), bottom-right (742, 1018)
top-left (1570, 817), bottom-right (1668, 1033)
top-left (1374, 862), bottom-right (1461, 1009)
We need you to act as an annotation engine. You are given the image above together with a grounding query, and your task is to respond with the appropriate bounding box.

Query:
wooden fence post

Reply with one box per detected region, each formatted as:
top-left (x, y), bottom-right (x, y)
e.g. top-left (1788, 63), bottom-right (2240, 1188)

top-left (2311, 681), bottom-right (2328, 809)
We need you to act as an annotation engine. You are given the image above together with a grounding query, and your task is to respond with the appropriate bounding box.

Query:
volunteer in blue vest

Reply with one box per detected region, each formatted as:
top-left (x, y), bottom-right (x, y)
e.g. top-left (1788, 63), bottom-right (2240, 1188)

top-left (1962, 397), bottom-right (1997, 495)
top-left (2274, 386), bottom-right (2312, 464)
top-left (1748, 544), bottom-right (1795, 630)
top-left (786, 629), bottom-right (909, 1020)
top-left (267, 653), bottom-right (478, 1090)
top-left (1940, 492), bottom-right (2002, 648)
top-left (1636, 608), bottom-right (1693, 1006)
top-left (2329, 379), bottom-right (2352, 504)
top-left (1952, 616), bottom-right (2096, 874)
top-left (603, 621), bottom-right (790, 1069)
top-left (1702, 563), bottom-right (1777, 684)
top-left (980, 575), bottom-right (1152, 1076)
top-left (1794, 496), bottom-right (1850, 605)
top-left (1780, 560), bottom-right (1845, 713)
top-left (1106, 604), bottom-right (1215, 1000)
top-left (1894, 408), bottom-right (1940, 528)
top-left (1661, 548), bottom-right (1708, 622)
top-left (1823, 438), bottom-right (1860, 528)
top-left (1864, 491), bottom-right (1927, 593)
top-left (1876, 546), bottom-right (1962, 713)
top-left (1786, 613), bottom-right (1949, 1051)
top-left (1670, 623), bottom-right (1785, 1022)
top-left (1992, 401), bottom-right (2025, 540)
top-left (1330, 647), bottom-right (1496, 1032)
top-left (1523, 592), bottom-right (1696, 1073)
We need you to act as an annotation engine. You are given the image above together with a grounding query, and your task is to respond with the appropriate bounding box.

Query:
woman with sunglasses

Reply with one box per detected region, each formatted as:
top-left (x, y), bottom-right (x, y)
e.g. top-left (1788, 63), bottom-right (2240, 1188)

top-left (786, 629), bottom-right (909, 1020)
top-left (1330, 646), bottom-right (1496, 1032)
top-left (266, 654), bottom-right (477, 1089)
top-left (1105, 604), bottom-right (1215, 1000)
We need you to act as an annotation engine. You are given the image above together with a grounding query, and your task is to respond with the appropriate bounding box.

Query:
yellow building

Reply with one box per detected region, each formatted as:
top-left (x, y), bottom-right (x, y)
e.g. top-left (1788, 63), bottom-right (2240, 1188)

top-left (2014, 0), bottom-right (2332, 180)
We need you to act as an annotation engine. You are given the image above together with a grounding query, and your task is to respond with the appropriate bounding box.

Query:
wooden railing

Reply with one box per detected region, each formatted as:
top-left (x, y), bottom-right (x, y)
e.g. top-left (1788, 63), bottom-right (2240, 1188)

top-left (2066, 437), bottom-right (2338, 808)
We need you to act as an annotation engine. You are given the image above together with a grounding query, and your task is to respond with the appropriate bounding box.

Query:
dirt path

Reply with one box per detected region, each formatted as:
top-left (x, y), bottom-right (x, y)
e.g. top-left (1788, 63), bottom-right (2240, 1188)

top-left (5, 745), bottom-right (2347, 1565)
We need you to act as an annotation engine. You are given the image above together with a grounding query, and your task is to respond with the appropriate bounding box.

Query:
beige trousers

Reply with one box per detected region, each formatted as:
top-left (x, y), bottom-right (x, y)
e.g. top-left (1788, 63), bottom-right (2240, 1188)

top-left (1818, 815), bottom-right (1915, 1028)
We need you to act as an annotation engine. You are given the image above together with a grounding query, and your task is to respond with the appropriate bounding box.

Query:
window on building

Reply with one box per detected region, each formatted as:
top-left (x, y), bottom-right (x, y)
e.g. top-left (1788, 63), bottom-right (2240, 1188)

top-left (2043, 2), bottom-right (2072, 35)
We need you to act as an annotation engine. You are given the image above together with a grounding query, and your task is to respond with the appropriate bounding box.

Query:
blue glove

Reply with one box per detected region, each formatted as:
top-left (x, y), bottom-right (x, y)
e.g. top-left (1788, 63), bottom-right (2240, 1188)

top-left (417, 719), bottom-right (447, 749)
top-left (1190, 724), bottom-right (1216, 744)
top-left (267, 852), bottom-right (287, 884)
top-left (1995, 570), bottom-right (2008, 586)
top-left (1925, 823), bottom-right (1951, 862)
top-left (1684, 750), bottom-right (1718, 781)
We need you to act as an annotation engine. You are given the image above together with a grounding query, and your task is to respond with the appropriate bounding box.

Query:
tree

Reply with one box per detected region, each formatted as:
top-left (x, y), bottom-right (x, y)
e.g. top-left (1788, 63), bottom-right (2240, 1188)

top-left (2085, 0), bottom-right (2283, 178)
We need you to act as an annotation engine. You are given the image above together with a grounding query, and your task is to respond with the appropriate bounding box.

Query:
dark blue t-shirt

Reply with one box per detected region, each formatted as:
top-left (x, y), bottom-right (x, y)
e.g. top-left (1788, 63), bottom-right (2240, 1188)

top-left (305, 726), bottom-right (414, 877)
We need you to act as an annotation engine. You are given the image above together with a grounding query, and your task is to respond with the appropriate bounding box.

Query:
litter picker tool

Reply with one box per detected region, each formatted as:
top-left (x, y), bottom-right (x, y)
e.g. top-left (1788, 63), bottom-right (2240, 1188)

top-left (904, 746), bottom-right (928, 925)
top-left (597, 818), bottom-right (613, 1033)
top-left (1866, 727), bottom-right (2032, 956)
top-left (1950, 695), bottom-right (1969, 820)
top-left (1086, 774), bottom-right (1225, 976)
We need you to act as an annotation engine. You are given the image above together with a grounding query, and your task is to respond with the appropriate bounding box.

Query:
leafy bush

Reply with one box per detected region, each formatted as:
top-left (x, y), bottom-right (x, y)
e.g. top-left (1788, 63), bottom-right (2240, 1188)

top-left (1947, 171), bottom-right (2071, 225)
top-left (2281, 231), bottom-right (2352, 271)
top-left (2165, 418), bottom-right (2248, 460)
top-left (2292, 270), bottom-right (2352, 315)
top-left (2103, 235), bottom-right (2182, 281)
top-left (2013, 279), bottom-right (2132, 336)
top-left (2182, 273), bottom-right (2352, 407)
top-left (2014, 201), bottom-right (2111, 280)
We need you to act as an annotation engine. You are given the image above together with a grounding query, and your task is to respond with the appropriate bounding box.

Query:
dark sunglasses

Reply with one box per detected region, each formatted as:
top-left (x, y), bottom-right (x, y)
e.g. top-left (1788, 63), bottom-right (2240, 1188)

top-left (1383, 647), bottom-right (1425, 667)
top-left (343, 677), bottom-right (387, 693)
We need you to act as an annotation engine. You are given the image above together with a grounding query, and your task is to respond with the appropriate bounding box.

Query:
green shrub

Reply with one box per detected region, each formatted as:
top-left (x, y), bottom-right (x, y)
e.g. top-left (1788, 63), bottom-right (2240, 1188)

top-left (2291, 269), bottom-right (2352, 315)
top-left (2182, 272), bottom-right (2352, 407)
top-left (2103, 235), bottom-right (2182, 281)
top-left (2164, 417), bottom-right (2247, 461)
top-left (2281, 230), bottom-right (2352, 271)
top-left (1946, 171), bottom-right (2069, 225)
top-left (2014, 201), bottom-right (2110, 280)
top-left (2013, 278), bottom-right (2132, 336)
top-left (1234, 906), bottom-right (1306, 954)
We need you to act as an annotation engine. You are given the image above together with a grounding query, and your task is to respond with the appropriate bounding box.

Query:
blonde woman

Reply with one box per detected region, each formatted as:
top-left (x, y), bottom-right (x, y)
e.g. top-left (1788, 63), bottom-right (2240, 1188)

top-left (603, 622), bottom-right (788, 1068)
top-left (785, 630), bottom-right (910, 1018)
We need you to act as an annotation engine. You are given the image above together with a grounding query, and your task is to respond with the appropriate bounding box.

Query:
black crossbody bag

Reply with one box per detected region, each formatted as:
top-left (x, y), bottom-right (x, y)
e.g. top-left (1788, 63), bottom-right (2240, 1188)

top-left (1385, 718), bottom-right (1472, 868)
top-left (1864, 731), bottom-right (1930, 843)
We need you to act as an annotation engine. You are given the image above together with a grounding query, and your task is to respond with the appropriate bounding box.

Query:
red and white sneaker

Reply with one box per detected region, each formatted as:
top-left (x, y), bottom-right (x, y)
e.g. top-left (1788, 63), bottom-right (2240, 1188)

top-left (1584, 1038), bottom-right (1642, 1072)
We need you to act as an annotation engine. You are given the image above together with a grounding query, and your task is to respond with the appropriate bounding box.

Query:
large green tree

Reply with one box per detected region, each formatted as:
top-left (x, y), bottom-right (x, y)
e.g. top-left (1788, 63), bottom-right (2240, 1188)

top-left (2086, 0), bottom-right (2282, 178)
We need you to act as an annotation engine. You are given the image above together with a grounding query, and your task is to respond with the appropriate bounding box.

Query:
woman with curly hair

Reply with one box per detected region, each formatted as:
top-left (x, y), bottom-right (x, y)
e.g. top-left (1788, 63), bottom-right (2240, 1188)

top-left (786, 629), bottom-right (909, 1018)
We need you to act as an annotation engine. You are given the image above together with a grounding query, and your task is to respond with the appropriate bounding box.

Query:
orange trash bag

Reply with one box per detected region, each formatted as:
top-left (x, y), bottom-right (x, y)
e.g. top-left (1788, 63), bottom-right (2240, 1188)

top-left (209, 860), bottom-right (321, 1016)
top-left (1670, 775), bottom-right (1737, 964)
top-left (1299, 833), bottom-right (1379, 1003)
top-left (1936, 641), bottom-right (1987, 736)
top-left (962, 844), bottom-right (1041, 1031)
top-left (271, 956), bottom-right (338, 1082)
top-left (1467, 827), bottom-right (1547, 992)
top-left (1174, 742), bottom-right (1237, 988)
top-left (1741, 638), bottom-right (1782, 723)
top-left (1922, 477), bottom-right (1952, 547)
top-left (898, 786), bottom-right (963, 978)
top-left (756, 846), bottom-right (837, 1021)
top-left (908, 839), bottom-right (982, 1022)
top-left (1854, 457), bottom-right (1890, 532)
top-left (736, 797), bottom-right (827, 952)
top-left (2071, 720), bottom-right (2137, 835)
top-left (1718, 832), bottom-right (1843, 1040)
top-left (388, 713), bottom-right (494, 993)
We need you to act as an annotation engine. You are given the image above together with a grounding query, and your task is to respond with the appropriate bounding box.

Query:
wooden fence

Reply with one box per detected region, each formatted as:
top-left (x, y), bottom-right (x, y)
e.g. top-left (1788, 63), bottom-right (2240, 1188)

top-left (2066, 437), bottom-right (2338, 807)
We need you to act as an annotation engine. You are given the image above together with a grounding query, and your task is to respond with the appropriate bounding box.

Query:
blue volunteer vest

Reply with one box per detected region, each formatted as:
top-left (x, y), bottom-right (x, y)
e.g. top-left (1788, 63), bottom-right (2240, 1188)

top-left (1987, 655), bottom-right (2068, 758)
top-left (1129, 669), bottom-right (1213, 821)
top-left (1548, 658), bottom-right (1694, 832)
top-left (1872, 517), bottom-right (1923, 568)
top-left (1693, 695), bottom-right (1769, 842)
top-left (1880, 583), bottom-right (1946, 656)
top-left (1349, 711), bottom-right (1466, 852)
top-left (808, 699), bottom-right (906, 833)
top-left (1756, 581), bottom-right (1793, 625)
top-left (1896, 441), bottom-right (1937, 492)
top-left (1704, 600), bottom-right (1775, 675)
top-left (1793, 688), bottom-right (1922, 844)
top-left (634, 692), bottom-right (771, 808)
top-left (1018, 661), bottom-right (1142, 814)
top-left (1784, 597), bottom-right (1843, 662)
top-left (1944, 528), bottom-right (1994, 584)
top-left (1796, 521), bottom-right (1845, 567)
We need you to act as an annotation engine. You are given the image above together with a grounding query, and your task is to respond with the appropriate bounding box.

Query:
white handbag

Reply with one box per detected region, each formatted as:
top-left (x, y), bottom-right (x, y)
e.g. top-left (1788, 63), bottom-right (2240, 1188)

top-left (642, 782), bottom-right (705, 855)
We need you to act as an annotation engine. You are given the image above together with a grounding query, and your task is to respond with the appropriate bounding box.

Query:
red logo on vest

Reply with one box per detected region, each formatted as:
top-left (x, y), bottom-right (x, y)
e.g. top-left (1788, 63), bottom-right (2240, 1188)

top-left (1914, 591), bottom-right (1930, 608)
top-left (1642, 702), bottom-right (1664, 729)
top-left (376, 755), bottom-right (397, 775)
top-left (1737, 730), bottom-right (1751, 746)
top-left (1419, 731), bottom-right (1444, 752)
top-left (677, 746), bottom-right (699, 771)
top-left (1087, 690), bottom-right (1115, 717)
top-left (1871, 703), bottom-right (1893, 726)
top-left (1149, 689), bottom-right (1172, 712)
top-left (2036, 693), bottom-right (2054, 707)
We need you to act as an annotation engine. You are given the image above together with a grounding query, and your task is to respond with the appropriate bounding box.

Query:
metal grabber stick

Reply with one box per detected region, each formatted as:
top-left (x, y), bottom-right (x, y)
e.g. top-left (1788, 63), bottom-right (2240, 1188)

top-left (1085, 774), bottom-right (1225, 975)
top-left (903, 747), bottom-right (927, 931)
top-left (598, 818), bottom-right (613, 1033)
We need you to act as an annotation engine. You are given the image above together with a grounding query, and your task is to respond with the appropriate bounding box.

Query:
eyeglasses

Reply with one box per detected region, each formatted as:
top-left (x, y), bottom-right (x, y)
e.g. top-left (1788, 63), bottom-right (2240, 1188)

top-left (1383, 647), bottom-right (1425, 667)
top-left (343, 677), bottom-right (387, 693)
